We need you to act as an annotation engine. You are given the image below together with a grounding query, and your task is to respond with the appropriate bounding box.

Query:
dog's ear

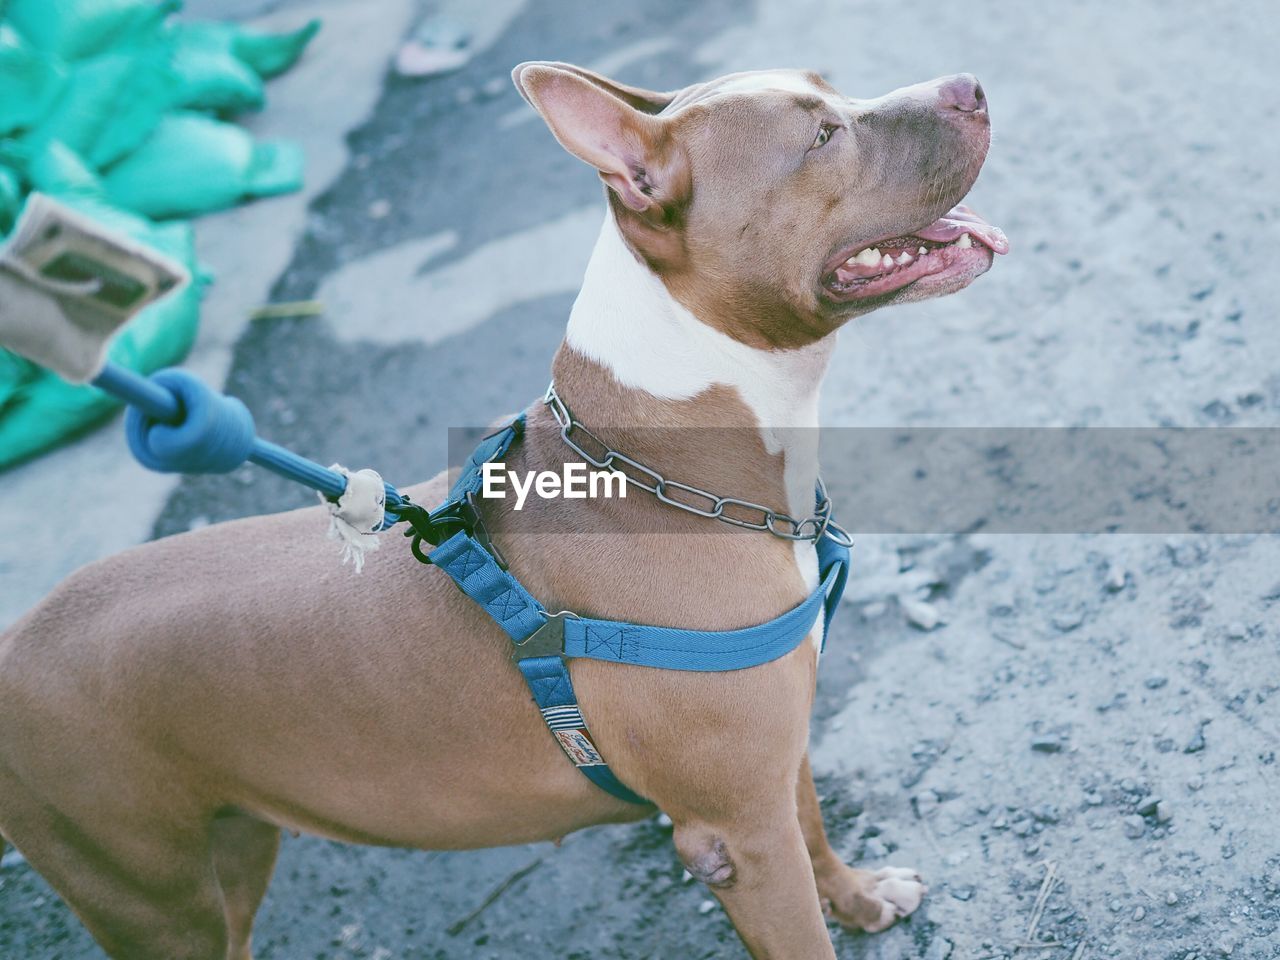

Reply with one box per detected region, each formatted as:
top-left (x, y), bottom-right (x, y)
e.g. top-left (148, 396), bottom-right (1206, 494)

top-left (515, 61), bottom-right (676, 115)
top-left (512, 61), bottom-right (683, 214)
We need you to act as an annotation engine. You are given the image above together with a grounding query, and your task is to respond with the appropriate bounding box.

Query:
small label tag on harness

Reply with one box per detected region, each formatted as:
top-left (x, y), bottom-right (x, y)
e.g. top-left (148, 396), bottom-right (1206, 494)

top-left (540, 705), bottom-right (606, 767)
top-left (553, 728), bottom-right (606, 767)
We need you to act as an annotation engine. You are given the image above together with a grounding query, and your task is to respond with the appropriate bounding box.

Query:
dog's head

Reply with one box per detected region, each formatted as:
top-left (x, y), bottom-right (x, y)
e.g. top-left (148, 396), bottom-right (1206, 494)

top-left (514, 63), bottom-right (1007, 349)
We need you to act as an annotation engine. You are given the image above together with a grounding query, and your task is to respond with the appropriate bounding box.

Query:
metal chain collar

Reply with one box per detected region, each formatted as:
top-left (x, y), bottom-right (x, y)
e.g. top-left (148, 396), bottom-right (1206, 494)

top-left (542, 382), bottom-right (853, 547)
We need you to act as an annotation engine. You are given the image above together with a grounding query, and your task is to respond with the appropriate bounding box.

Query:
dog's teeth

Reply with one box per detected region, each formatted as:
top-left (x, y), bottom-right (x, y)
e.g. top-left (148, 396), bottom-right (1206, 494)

top-left (918, 246), bottom-right (927, 255)
top-left (851, 247), bottom-right (881, 267)
top-left (957, 233), bottom-right (973, 248)
top-left (896, 251), bottom-right (914, 265)
top-left (881, 254), bottom-right (893, 268)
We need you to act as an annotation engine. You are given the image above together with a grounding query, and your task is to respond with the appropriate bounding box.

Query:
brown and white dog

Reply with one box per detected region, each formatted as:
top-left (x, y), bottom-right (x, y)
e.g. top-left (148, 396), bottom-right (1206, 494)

top-left (0, 63), bottom-right (1006, 959)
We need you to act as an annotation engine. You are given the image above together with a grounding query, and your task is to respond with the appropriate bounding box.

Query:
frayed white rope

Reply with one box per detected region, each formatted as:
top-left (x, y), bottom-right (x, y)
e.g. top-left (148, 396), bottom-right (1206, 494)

top-left (321, 464), bottom-right (386, 573)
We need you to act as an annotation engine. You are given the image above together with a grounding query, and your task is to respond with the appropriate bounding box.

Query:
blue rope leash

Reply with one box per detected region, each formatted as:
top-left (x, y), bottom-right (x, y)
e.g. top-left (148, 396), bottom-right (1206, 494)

top-left (96, 361), bottom-right (409, 514)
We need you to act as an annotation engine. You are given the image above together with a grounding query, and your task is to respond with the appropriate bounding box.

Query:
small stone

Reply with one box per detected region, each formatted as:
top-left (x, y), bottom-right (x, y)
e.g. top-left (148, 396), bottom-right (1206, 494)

top-left (1012, 818), bottom-right (1033, 837)
top-left (1185, 723), bottom-right (1208, 753)
top-left (1024, 840), bottom-right (1041, 856)
top-left (1052, 607), bottom-right (1085, 631)
top-left (1104, 564), bottom-right (1128, 591)
top-left (862, 600), bottom-right (887, 620)
top-left (1131, 905), bottom-right (1145, 921)
top-left (914, 791), bottom-right (939, 818)
top-left (1186, 775), bottom-right (1203, 791)
top-left (1155, 801), bottom-right (1173, 824)
top-left (1145, 676), bottom-right (1168, 690)
top-left (1085, 792), bottom-right (1104, 806)
top-left (950, 885), bottom-right (974, 902)
top-left (698, 899), bottom-right (716, 915)
top-left (1136, 796), bottom-right (1161, 817)
top-left (682, 870), bottom-right (694, 883)
top-left (901, 596), bottom-right (941, 630)
top-left (1166, 891), bottom-right (1179, 905)
top-left (656, 813), bottom-right (673, 829)
top-left (1123, 815), bottom-right (1146, 839)
top-left (1225, 621), bottom-right (1247, 639)
top-left (1031, 736), bottom-right (1064, 753)
top-left (1032, 804), bottom-right (1061, 824)
top-left (1109, 899), bottom-right (1123, 912)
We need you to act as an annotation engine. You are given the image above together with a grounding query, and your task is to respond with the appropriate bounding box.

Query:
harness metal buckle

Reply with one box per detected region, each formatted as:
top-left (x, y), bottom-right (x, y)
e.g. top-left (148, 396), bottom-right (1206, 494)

top-left (512, 610), bottom-right (579, 660)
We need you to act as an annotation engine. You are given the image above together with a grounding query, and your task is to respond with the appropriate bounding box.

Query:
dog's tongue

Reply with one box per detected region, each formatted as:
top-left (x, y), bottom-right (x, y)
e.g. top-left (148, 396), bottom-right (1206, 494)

top-left (915, 204), bottom-right (1010, 254)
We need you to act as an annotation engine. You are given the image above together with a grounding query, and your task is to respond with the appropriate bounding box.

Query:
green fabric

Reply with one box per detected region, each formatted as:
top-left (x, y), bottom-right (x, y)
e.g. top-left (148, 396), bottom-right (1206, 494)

top-left (5, 0), bottom-right (177, 61)
top-left (230, 18), bottom-right (320, 79)
top-left (167, 19), bottom-right (320, 111)
top-left (23, 42), bottom-right (175, 168)
top-left (0, 23), bottom-right (67, 135)
top-left (0, 2), bottom-right (319, 469)
top-left (102, 112), bottom-right (304, 218)
top-left (0, 164), bottom-right (19, 233)
top-left (169, 23), bottom-right (265, 113)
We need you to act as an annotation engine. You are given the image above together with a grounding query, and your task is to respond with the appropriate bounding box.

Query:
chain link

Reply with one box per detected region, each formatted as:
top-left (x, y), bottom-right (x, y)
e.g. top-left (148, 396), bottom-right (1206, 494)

top-left (543, 383), bottom-right (853, 547)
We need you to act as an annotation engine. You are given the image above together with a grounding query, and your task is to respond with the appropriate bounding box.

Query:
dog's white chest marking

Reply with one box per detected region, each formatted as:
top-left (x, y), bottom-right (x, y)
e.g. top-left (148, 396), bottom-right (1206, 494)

top-left (567, 213), bottom-right (830, 646)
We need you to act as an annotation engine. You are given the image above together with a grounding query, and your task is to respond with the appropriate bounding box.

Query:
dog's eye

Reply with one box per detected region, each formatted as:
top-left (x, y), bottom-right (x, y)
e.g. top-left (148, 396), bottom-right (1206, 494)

top-left (810, 123), bottom-right (836, 150)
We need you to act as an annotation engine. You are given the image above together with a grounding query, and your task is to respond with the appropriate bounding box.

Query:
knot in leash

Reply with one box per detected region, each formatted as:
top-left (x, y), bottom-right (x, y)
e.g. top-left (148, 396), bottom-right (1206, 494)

top-left (321, 465), bottom-right (386, 573)
top-left (124, 369), bottom-right (256, 474)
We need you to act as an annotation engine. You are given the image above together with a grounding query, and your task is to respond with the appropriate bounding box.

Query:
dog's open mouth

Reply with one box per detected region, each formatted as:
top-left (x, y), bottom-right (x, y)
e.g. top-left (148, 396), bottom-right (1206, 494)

top-left (822, 204), bottom-right (1009, 302)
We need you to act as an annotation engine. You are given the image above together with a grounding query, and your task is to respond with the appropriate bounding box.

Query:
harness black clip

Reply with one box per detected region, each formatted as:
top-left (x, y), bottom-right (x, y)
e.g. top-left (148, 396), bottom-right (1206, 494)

top-left (399, 491), bottom-right (508, 570)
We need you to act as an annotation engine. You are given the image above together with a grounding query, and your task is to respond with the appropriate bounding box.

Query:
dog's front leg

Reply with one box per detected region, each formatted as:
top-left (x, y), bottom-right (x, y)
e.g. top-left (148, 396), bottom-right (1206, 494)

top-left (673, 797), bottom-right (836, 960)
top-left (795, 753), bottom-right (926, 932)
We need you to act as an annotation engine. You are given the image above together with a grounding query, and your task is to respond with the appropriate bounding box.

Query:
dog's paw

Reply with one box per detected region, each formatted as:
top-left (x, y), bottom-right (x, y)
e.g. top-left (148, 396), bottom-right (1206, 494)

top-left (862, 866), bottom-right (926, 932)
top-left (820, 865), bottom-right (927, 933)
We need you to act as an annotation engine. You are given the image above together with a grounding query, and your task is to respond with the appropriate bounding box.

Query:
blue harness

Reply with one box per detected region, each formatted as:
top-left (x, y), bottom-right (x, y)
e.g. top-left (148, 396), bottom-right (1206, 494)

top-left (400, 414), bottom-right (851, 806)
top-left (103, 358), bottom-right (849, 807)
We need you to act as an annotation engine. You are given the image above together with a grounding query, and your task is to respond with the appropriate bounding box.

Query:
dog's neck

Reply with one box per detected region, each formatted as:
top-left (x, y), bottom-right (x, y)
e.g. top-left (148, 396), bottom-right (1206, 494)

top-left (551, 210), bottom-right (834, 520)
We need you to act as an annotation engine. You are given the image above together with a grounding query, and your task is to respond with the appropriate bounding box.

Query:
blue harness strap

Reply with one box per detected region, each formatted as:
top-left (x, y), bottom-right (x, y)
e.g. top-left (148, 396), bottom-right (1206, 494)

top-left (517, 656), bottom-right (651, 805)
top-left (559, 556), bottom-right (845, 671)
top-left (422, 418), bottom-right (851, 807)
top-left (430, 531), bottom-right (546, 640)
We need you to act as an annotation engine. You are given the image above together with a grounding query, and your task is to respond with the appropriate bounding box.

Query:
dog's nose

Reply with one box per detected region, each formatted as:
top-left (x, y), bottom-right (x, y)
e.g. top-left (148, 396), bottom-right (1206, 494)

top-left (937, 74), bottom-right (986, 114)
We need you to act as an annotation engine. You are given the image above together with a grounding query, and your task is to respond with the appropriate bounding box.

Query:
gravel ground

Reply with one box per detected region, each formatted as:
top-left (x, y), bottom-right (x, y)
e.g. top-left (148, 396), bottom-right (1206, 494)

top-left (2, 0), bottom-right (1278, 958)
